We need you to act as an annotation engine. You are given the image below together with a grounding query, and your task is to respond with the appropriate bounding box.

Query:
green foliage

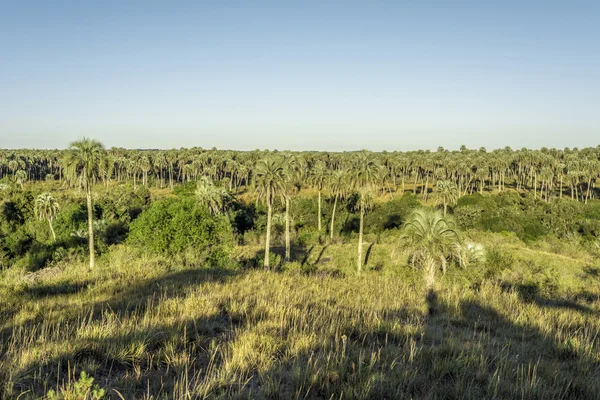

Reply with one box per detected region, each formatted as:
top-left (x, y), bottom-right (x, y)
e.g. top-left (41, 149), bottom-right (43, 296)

top-left (364, 193), bottom-right (419, 233)
top-left (128, 197), bottom-right (233, 258)
top-left (485, 248), bottom-right (514, 278)
top-left (46, 371), bottom-right (105, 400)
top-left (100, 184), bottom-right (150, 222)
top-left (173, 181), bottom-right (197, 197)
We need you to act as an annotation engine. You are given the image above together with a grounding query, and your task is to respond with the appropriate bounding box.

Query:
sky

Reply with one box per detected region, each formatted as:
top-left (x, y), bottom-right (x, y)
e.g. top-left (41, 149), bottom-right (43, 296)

top-left (0, 0), bottom-right (599, 151)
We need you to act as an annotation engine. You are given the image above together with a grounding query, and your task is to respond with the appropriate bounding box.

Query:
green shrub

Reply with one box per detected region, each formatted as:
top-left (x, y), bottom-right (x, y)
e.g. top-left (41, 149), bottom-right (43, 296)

top-left (128, 198), bottom-right (233, 258)
top-left (364, 193), bottom-right (419, 233)
top-left (485, 248), bottom-right (514, 278)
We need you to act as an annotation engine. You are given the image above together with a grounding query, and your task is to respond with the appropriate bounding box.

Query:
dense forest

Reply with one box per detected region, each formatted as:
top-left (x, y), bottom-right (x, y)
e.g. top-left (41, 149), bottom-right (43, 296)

top-left (1, 140), bottom-right (600, 398)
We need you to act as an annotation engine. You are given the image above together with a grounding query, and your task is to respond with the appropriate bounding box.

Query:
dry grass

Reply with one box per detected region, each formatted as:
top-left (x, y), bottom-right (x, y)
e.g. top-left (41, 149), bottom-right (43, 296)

top-left (1, 237), bottom-right (600, 399)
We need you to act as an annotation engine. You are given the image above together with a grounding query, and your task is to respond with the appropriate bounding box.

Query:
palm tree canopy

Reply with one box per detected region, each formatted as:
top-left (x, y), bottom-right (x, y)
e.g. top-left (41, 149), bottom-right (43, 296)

top-left (195, 176), bottom-right (231, 214)
top-left (35, 192), bottom-right (60, 222)
top-left (435, 180), bottom-right (459, 205)
top-left (254, 157), bottom-right (287, 206)
top-left (63, 138), bottom-right (106, 189)
top-left (401, 208), bottom-right (460, 273)
top-left (349, 152), bottom-right (379, 194)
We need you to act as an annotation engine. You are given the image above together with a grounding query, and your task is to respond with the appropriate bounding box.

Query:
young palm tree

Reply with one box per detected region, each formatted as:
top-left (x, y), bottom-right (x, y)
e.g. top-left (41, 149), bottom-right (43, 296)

top-left (195, 176), bottom-right (231, 214)
top-left (62, 138), bottom-right (105, 270)
top-left (401, 208), bottom-right (460, 289)
top-left (35, 193), bottom-right (60, 242)
top-left (327, 169), bottom-right (347, 240)
top-left (254, 156), bottom-right (286, 269)
top-left (435, 180), bottom-right (459, 216)
top-left (348, 152), bottom-right (379, 274)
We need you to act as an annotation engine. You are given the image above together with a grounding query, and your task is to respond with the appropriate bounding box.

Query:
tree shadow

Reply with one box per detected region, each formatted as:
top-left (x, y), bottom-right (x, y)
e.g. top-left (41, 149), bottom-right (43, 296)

top-left (363, 242), bottom-right (375, 267)
top-left (315, 245), bottom-right (329, 264)
top-left (500, 282), bottom-right (595, 314)
top-left (5, 309), bottom-right (253, 398)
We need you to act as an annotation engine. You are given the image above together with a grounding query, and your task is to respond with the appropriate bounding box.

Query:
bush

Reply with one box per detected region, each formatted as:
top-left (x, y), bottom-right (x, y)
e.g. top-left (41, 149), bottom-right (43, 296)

top-left (128, 198), bottom-right (233, 258)
top-left (364, 193), bottom-right (419, 233)
top-left (485, 248), bottom-right (514, 278)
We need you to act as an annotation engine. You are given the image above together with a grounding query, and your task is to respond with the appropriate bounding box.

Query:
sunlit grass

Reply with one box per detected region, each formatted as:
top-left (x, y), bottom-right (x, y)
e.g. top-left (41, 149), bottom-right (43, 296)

top-left (1, 234), bottom-right (600, 399)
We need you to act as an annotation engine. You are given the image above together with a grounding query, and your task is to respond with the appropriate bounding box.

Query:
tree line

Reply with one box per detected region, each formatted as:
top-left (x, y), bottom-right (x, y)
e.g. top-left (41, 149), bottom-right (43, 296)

top-left (2, 145), bottom-right (600, 203)
top-left (4, 139), bottom-right (600, 282)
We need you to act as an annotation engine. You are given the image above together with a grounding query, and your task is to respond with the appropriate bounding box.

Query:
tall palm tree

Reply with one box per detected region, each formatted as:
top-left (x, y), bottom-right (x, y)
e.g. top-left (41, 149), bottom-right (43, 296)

top-left (348, 152), bottom-right (379, 274)
top-left (310, 161), bottom-right (327, 231)
top-left (254, 157), bottom-right (286, 269)
top-left (195, 176), bottom-right (231, 214)
top-left (281, 154), bottom-right (298, 261)
top-left (435, 180), bottom-right (459, 217)
top-left (63, 138), bottom-right (105, 270)
top-left (401, 208), bottom-right (460, 289)
top-left (35, 193), bottom-right (60, 242)
top-left (327, 169), bottom-right (347, 240)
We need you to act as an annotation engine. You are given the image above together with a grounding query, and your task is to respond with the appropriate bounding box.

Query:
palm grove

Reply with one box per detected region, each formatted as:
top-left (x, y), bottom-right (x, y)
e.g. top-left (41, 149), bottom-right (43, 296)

top-left (3, 141), bottom-right (600, 281)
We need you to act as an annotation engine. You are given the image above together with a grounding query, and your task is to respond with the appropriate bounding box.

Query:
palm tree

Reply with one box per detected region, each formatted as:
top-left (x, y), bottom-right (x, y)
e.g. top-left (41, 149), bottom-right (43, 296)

top-left (195, 176), bottom-right (231, 214)
top-left (401, 208), bottom-right (460, 289)
top-left (327, 169), bottom-right (347, 240)
top-left (281, 154), bottom-right (298, 261)
top-left (35, 193), bottom-right (60, 242)
top-left (63, 138), bottom-right (105, 270)
top-left (435, 180), bottom-right (459, 217)
top-left (14, 170), bottom-right (27, 189)
top-left (254, 157), bottom-right (286, 270)
top-left (348, 152), bottom-right (379, 274)
top-left (310, 161), bottom-right (327, 231)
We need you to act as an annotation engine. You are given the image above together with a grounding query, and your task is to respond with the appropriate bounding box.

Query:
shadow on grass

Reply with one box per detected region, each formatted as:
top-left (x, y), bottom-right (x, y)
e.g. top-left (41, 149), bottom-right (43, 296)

top-left (500, 282), bottom-right (595, 314)
top-left (1, 266), bottom-right (247, 397)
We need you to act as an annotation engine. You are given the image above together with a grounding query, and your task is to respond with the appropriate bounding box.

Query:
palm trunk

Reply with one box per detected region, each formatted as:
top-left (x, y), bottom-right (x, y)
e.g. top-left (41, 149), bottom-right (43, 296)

top-left (48, 219), bottom-right (56, 242)
top-left (401, 175), bottom-right (405, 194)
top-left (443, 202), bottom-right (447, 217)
top-left (357, 197), bottom-right (364, 274)
top-left (87, 189), bottom-right (95, 270)
top-left (285, 197), bottom-right (291, 261)
top-left (264, 187), bottom-right (272, 270)
top-left (317, 190), bottom-right (322, 231)
top-left (559, 175), bottom-right (563, 199)
top-left (330, 193), bottom-right (338, 240)
top-left (586, 178), bottom-right (592, 204)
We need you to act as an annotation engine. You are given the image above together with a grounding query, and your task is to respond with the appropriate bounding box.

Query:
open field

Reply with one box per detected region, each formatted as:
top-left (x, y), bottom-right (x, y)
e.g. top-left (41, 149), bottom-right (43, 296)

top-left (1, 230), bottom-right (600, 399)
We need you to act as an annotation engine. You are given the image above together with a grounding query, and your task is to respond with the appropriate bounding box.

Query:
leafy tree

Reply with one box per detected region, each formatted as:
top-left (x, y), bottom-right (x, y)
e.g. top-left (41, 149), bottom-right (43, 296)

top-left (34, 193), bottom-right (60, 242)
top-left (128, 197), bottom-right (233, 261)
top-left (62, 138), bottom-right (105, 270)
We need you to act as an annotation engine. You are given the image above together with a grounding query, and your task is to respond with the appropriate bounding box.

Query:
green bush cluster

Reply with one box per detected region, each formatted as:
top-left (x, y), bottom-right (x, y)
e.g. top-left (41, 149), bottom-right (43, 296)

top-left (128, 197), bottom-right (234, 260)
top-left (455, 192), bottom-right (600, 242)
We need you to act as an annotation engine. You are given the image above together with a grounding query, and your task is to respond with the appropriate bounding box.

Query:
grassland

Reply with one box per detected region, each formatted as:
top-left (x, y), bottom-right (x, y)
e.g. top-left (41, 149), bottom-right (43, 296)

top-left (1, 229), bottom-right (599, 399)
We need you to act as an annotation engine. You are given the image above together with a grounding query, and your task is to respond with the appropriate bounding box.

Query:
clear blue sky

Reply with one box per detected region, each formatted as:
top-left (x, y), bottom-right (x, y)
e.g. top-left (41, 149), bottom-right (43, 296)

top-left (1, 0), bottom-right (598, 151)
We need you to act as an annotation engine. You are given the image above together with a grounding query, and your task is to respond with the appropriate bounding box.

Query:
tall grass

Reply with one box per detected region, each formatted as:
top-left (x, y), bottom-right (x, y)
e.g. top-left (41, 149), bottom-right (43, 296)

top-left (1, 237), bottom-right (599, 399)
